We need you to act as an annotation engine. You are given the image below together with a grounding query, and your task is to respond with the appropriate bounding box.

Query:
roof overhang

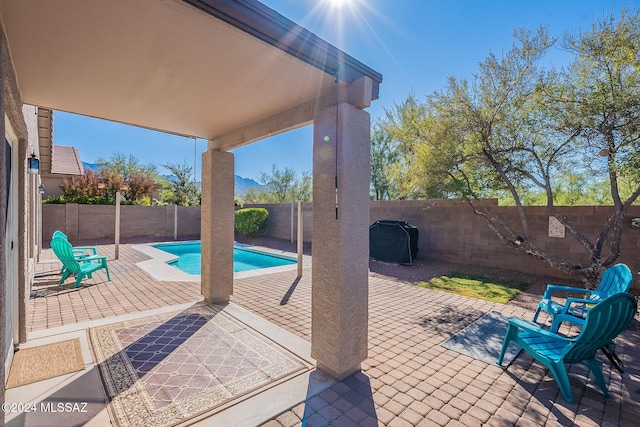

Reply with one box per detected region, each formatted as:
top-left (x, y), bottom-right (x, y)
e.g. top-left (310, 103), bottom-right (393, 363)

top-left (0, 0), bottom-right (382, 149)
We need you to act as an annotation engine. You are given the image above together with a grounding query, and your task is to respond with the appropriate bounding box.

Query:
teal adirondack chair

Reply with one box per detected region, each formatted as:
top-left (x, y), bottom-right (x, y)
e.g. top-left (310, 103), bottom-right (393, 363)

top-left (497, 292), bottom-right (637, 403)
top-left (51, 236), bottom-right (111, 288)
top-left (533, 264), bottom-right (632, 332)
top-left (51, 231), bottom-right (99, 276)
top-left (52, 230), bottom-right (98, 256)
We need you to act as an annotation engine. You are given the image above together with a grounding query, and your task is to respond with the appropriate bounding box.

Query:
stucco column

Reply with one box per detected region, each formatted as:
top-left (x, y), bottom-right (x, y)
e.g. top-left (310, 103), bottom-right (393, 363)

top-left (312, 102), bottom-right (371, 379)
top-left (200, 147), bottom-right (234, 304)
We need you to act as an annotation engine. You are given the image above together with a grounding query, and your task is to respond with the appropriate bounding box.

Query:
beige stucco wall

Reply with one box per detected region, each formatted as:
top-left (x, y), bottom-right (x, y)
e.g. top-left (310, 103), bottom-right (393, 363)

top-left (40, 176), bottom-right (66, 198)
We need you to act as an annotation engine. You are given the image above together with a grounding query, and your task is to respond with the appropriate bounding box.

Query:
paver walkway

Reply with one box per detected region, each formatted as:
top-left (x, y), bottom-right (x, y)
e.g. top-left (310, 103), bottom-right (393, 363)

top-left (30, 242), bottom-right (640, 426)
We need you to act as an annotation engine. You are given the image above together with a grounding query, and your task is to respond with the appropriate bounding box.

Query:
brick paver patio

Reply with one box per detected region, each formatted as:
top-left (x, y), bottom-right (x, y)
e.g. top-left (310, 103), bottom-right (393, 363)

top-left (30, 242), bottom-right (640, 426)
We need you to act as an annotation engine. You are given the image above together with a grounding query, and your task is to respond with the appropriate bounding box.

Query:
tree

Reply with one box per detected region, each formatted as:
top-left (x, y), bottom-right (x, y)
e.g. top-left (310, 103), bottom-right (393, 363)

top-left (60, 169), bottom-right (103, 203)
top-left (532, 8), bottom-right (640, 282)
top-left (370, 124), bottom-right (398, 200)
top-left (96, 152), bottom-right (158, 203)
top-left (243, 165), bottom-right (312, 203)
top-left (376, 94), bottom-right (435, 199)
top-left (125, 173), bottom-right (155, 204)
top-left (387, 9), bottom-right (640, 285)
top-left (96, 152), bottom-right (157, 180)
top-left (100, 169), bottom-right (126, 203)
top-left (161, 161), bottom-right (200, 206)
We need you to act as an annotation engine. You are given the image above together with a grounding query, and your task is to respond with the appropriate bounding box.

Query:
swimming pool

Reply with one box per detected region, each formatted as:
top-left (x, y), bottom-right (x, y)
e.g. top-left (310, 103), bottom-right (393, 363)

top-left (153, 242), bottom-right (296, 275)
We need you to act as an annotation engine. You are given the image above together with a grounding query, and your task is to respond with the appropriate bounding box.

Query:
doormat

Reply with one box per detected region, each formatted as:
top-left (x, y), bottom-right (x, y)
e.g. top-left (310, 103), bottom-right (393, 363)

top-left (442, 311), bottom-right (521, 366)
top-left (7, 338), bottom-right (84, 388)
top-left (89, 304), bottom-right (311, 427)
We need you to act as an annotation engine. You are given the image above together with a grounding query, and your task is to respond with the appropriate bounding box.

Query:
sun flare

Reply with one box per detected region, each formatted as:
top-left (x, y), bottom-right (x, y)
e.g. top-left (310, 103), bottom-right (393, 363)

top-left (326, 0), bottom-right (352, 9)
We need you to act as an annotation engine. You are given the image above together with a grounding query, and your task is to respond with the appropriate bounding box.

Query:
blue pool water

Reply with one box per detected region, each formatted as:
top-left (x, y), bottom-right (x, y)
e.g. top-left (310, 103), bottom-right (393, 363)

top-left (153, 242), bottom-right (296, 275)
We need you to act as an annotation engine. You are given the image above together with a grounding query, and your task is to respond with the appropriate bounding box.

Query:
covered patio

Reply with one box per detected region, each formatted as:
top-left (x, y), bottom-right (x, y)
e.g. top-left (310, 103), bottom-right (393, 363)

top-left (1, 0), bottom-right (381, 391)
top-left (6, 240), bottom-right (640, 425)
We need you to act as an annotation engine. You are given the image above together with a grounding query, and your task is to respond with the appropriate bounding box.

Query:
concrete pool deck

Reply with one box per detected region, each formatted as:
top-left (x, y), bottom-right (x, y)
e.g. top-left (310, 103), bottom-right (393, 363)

top-left (132, 241), bottom-right (312, 282)
top-left (24, 240), bottom-right (640, 426)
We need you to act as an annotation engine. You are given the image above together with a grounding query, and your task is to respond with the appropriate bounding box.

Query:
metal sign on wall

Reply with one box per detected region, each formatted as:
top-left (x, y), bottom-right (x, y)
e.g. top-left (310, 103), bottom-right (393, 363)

top-left (548, 216), bottom-right (566, 238)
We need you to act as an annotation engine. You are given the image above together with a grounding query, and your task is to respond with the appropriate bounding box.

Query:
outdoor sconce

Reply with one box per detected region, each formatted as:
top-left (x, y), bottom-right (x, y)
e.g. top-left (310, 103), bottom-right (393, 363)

top-left (38, 184), bottom-right (45, 195)
top-left (514, 236), bottom-right (525, 245)
top-left (27, 153), bottom-right (40, 175)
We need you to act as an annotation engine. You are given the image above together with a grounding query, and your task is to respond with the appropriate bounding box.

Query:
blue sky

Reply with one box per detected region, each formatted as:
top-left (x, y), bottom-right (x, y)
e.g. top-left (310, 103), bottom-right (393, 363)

top-left (54, 0), bottom-right (633, 181)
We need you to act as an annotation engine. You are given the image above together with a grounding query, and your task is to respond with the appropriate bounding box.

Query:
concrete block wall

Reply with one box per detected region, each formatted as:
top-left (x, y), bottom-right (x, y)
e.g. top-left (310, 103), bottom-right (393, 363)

top-left (241, 203), bottom-right (313, 242)
top-left (43, 204), bottom-right (201, 241)
top-left (250, 199), bottom-right (640, 287)
top-left (42, 201), bottom-right (640, 288)
top-left (367, 200), bottom-right (640, 287)
top-left (176, 206), bottom-right (202, 237)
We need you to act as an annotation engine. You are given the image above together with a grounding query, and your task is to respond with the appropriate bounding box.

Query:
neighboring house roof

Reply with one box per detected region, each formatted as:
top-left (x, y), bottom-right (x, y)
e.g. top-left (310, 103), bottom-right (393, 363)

top-left (51, 145), bottom-right (84, 176)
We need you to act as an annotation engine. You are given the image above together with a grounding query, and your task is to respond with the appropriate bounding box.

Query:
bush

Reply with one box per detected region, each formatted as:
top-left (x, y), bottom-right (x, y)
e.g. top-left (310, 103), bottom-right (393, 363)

top-left (235, 208), bottom-right (268, 237)
top-left (42, 195), bottom-right (66, 204)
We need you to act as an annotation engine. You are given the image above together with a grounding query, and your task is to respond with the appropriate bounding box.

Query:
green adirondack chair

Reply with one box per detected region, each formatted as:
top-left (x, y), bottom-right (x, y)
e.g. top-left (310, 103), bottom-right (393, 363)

top-left (497, 292), bottom-right (637, 403)
top-left (51, 231), bottom-right (99, 276)
top-left (532, 263), bottom-right (632, 332)
top-left (51, 236), bottom-right (111, 288)
top-left (52, 230), bottom-right (98, 256)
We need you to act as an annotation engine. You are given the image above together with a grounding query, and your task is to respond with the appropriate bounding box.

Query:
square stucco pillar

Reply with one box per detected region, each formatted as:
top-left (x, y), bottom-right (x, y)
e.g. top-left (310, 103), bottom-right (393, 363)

top-left (312, 102), bottom-right (371, 379)
top-left (201, 148), bottom-right (234, 304)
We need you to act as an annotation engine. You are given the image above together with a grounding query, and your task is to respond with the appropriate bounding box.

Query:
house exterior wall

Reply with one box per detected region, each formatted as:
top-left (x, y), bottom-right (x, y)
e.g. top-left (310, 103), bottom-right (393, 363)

top-left (1, 27), bottom-right (43, 408)
top-left (18, 105), bottom-right (40, 345)
top-left (41, 176), bottom-right (66, 198)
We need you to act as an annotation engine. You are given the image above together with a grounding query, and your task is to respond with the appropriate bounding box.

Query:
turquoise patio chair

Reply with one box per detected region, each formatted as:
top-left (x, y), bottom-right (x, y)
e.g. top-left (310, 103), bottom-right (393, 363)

top-left (532, 263), bottom-right (632, 332)
top-left (51, 236), bottom-right (111, 288)
top-left (51, 230), bottom-right (99, 276)
top-left (52, 230), bottom-right (98, 256)
top-left (497, 292), bottom-right (637, 403)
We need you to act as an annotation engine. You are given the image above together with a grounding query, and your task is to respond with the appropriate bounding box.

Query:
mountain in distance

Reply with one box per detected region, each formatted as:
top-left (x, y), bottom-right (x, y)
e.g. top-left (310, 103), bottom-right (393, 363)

top-left (234, 175), bottom-right (263, 195)
top-left (82, 162), bottom-right (263, 195)
top-left (82, 161), bottom-right (98, 171)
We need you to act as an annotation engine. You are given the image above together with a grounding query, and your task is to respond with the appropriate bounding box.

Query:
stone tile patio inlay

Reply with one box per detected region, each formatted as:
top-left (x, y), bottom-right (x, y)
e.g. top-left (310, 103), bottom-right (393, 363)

top-left (89, 303), bottom-right (311, 427)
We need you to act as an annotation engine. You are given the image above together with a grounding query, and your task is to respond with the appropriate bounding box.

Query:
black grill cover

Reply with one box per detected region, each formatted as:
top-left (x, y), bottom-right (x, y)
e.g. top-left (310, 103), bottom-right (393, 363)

top-left (369, 220), bottom-right (419, 264)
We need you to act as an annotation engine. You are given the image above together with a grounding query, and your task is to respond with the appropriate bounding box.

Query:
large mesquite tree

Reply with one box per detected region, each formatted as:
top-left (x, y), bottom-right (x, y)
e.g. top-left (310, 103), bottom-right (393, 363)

top-left (382, 10), bottom-right (640, 285)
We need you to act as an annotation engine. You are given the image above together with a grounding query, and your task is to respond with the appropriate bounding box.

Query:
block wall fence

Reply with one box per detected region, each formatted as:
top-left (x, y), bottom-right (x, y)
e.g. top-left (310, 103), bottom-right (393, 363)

top-left (43, 201), bottom-right (640, 287)
top-left (42, 204), bottom-right (201, 241)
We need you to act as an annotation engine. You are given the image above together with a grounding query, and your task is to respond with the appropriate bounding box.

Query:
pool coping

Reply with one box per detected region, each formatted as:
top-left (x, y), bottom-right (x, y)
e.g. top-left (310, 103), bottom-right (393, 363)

top-left (132, 240), bottom-right (312, 283)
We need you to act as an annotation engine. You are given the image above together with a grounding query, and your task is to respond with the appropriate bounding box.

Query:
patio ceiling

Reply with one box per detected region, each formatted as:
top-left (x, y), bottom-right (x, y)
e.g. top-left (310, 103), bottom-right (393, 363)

top-left (0, 0), bottom-right (382, 149)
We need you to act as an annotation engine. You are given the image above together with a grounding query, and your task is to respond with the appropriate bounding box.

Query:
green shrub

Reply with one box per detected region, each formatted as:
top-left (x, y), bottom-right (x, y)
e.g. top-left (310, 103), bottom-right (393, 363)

top-left (235, 208), bottom-right (269, 237)
top-left (41, 194), bottom-right (152, 205)
top-left (42, 195), bottom-right (66, 204)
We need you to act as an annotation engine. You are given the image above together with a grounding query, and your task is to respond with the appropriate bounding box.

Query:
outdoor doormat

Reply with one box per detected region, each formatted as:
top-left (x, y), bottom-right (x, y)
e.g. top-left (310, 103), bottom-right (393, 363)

top-left (89, 304), bottom-right (310, 427)
top-left (442, 311), bottom-right (521, 366)
top-left (7, 338), bottom-right (85, 388)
